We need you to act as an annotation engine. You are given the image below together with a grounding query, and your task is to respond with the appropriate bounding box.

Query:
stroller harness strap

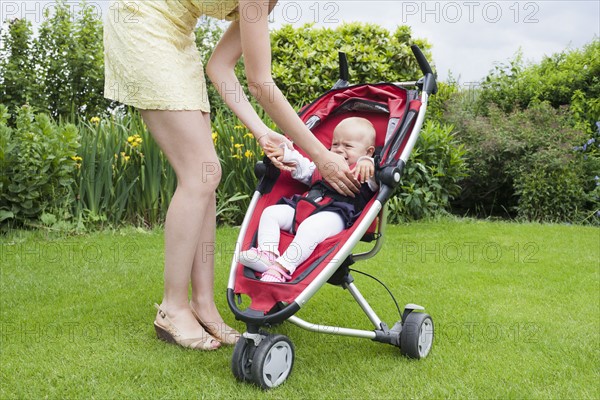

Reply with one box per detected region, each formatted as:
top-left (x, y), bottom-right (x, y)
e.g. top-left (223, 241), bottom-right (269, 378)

top-left (291, 166), bottom-right (366, 234)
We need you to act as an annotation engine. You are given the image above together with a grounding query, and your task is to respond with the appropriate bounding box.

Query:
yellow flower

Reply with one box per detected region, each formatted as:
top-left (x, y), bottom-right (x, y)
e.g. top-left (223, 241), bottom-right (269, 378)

top-left (234, 143), bottom-right (244, 149)
top-left (212, 132), bottom-right (218, 144)
top-left (135, 137), bottom-right (142, 144)
top-left (244, 132), bottom-right (254, 139)
top-left (232, 154), bottom-right (243, 160)
top-left (244, 150), bottom-right (254, 159)
top-left (234, 125), bottom-right (244, 130)
top-left (127, 136), bottom-right (134, 143)
top-left (70, 156), bottom-right (83, 162)
top-left (90, 116), bottom-right (100, 125)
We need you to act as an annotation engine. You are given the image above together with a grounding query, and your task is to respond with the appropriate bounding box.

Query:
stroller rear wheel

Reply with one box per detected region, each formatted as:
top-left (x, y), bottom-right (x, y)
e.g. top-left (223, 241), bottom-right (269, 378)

top-left (400, 312), bottom-right (434, 359)
top-left (251, 334), bottom-right (295, 389)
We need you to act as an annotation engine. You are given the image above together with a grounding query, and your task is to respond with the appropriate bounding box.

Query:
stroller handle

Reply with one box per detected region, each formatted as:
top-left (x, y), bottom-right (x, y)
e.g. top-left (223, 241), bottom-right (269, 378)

top-left (411, 45), bottom-right (433, 75)
top-left (411, 45), bottom-right (438, 95)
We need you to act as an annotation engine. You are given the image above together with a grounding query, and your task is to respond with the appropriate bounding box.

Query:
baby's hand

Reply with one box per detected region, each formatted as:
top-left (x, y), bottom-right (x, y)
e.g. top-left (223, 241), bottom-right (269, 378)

top-left (353, 157), bottom-right (375, 183)
top-left (264, 143), bottom-right (295, 171)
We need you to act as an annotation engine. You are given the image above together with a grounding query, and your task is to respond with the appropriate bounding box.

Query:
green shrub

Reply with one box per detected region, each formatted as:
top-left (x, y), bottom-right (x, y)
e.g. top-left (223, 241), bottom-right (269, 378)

top-left (446, 100), bottom-right (596, 223)
top-left (196, 21), bottom-right (432, 112)
top-left (514, 153), bottom-right (586, 222)
top-left (386, 120), bottom-right (467, 222)
top-left (0, 105), bottom-right (78, 227)
top-left (476, 39), bottom-right (600, 135)
top-left (271, 23), bottom-right (431, 107)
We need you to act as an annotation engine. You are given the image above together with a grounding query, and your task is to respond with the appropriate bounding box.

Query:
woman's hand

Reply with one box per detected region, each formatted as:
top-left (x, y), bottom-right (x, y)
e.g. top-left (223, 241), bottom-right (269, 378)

top-left (258, 131), bottom-right (294, 171)
top-left (314, 151), bottom-right (360, 197)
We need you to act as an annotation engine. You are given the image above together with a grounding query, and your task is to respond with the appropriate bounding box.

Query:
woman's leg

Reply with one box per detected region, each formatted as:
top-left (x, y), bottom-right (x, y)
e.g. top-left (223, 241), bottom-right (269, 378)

top-left (276, 211), bottom-right (345, 275)
top-left (188, 114), bottom-right (237, 342)
top-left (141, 109), bottom-right (221, 342)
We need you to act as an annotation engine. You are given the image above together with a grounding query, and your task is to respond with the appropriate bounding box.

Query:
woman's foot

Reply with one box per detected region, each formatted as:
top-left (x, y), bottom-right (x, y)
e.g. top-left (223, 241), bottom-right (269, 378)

top-left (189, 301), bottom-right (240, 345)
top-left (154, 304), bottom-right (220, 350)
top-left (260, 264), bottom-right (292, 283)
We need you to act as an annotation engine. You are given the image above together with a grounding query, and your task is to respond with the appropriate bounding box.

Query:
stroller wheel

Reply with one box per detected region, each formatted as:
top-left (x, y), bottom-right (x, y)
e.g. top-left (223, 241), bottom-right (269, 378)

top-left (400, 312), bottom-right (434, 359)
top-left (231, 337), bottom-right (254, 382)
top-left (250, 334), bottom-right (295, 389)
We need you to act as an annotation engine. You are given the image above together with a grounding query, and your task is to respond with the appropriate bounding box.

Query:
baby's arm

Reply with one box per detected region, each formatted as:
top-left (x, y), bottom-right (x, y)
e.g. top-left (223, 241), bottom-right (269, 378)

top-left (272, 144), bottom-right (315, 185)
top-left (354, 156), bottom-right (379, 191)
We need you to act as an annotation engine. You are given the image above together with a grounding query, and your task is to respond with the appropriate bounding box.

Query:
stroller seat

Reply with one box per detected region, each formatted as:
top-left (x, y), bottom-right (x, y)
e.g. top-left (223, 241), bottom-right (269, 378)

top-left (233, 83), bottom-right (422, 314)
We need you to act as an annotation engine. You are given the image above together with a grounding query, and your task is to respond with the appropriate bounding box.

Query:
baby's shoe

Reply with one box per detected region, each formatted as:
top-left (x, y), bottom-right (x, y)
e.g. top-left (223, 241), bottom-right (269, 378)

top-left (261, 265), bottom-right (292, 283)
top-left (238, 248), bottom-right (277, 272)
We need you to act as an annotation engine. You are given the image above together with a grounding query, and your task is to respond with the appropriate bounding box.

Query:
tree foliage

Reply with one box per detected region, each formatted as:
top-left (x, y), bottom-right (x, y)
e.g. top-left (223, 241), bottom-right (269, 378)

top-left (0, 1), bottom-right (108, 122)
top-left (270, 23), bottom-right (431, 107)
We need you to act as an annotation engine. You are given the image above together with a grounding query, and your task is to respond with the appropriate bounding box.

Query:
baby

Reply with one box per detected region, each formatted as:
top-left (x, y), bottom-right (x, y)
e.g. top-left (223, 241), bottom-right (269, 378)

top-left (239, 117), bottom-right (378, 282)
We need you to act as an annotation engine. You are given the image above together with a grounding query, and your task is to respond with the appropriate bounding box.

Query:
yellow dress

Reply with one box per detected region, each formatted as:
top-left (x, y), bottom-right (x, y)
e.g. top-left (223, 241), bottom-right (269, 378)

top-left (103, 0), bottom-right (239, 111)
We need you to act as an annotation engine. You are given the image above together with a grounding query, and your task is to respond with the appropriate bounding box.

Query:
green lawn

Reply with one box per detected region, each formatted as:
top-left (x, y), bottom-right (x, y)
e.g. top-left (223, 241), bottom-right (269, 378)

top-left (1, 219), bottom-right (599, 399)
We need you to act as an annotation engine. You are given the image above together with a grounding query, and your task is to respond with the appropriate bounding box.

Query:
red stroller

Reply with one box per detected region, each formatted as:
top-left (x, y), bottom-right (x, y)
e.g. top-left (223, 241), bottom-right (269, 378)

top-left (227, 46), bottom-right (438, 389)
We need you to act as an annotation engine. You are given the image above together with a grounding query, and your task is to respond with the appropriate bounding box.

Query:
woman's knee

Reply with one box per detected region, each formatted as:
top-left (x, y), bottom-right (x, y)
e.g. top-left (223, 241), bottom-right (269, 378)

top-left (179, 160), bottom-right (222, 196)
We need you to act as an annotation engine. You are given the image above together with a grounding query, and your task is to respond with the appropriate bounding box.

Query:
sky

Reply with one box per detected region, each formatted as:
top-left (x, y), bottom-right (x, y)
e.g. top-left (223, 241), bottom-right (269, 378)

top-left (264, 0), bottom-right (600, 84)
top-left (2, 1), bottom-right (599, 85)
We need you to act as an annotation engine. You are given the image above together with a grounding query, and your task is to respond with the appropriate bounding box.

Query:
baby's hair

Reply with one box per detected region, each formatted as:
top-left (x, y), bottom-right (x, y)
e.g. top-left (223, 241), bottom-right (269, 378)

top-left (335, 116), bottom-right (376, 145)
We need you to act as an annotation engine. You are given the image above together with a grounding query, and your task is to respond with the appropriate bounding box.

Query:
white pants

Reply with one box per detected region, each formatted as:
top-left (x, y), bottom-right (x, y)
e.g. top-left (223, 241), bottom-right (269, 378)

top-left (257, 204), bottom-right (346, 274)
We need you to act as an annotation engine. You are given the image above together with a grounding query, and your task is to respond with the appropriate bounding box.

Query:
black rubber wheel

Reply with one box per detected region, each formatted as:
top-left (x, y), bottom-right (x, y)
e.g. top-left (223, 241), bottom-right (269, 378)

top-left (250, 334), bottom-right (295, 389)
top-left (231, 337), bottom-right (254, 382)
top-left (400, 312), bottom-right (434, 359)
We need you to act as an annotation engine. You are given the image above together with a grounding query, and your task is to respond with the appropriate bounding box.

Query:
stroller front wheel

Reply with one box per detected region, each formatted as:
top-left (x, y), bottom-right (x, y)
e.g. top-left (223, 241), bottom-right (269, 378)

top-left (231, 337), bottom-right (254, 382)
top-left (250, 334), bottom-right (295, 389)
top-left (400, 312), bottom-right (434, 359)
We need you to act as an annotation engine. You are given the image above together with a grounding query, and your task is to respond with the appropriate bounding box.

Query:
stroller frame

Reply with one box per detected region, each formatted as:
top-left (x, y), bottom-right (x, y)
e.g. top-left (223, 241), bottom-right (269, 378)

top-left (226, 46), bottom-right (438, 389)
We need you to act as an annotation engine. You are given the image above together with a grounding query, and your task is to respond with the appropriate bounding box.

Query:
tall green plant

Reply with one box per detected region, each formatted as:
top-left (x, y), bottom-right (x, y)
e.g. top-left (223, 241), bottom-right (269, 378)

top-left (34, 0), bottom-right (107, 120)
top-left (211, 109), bottom-right (269, 225)
top-left (0, 18), bottom-right (37, 119)
top-left (0, 105), bottom-right (78, 228)
top-left (446, 100), bottom-right (595, 223)
top-left (74, 111), bottom-right (176, 227)
top-left (386, 120), bottom-right (467, 222)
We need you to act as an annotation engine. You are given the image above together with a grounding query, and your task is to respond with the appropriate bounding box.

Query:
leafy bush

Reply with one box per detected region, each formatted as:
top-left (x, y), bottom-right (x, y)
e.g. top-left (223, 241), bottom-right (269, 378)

top-left (446, 100), bottom-right (597, 223)
top-left (0, 105), bottom-right (78, 227)
top-left (271, 23), bottom-right (431, 107)
top-left (387, 120), bottom-right (467, 222)
top-left (476, 40), bottom-right (600, 135)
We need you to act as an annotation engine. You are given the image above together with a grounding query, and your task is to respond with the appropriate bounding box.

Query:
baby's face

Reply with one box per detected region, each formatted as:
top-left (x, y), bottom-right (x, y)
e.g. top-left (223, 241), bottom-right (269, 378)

top-left (331, 125), bottom-right (374, 165)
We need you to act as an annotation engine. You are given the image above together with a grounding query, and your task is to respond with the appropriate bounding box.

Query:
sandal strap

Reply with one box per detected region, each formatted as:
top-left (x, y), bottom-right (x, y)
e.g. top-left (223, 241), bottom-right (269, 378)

top-left (154, 303), bottom-right (180, 337)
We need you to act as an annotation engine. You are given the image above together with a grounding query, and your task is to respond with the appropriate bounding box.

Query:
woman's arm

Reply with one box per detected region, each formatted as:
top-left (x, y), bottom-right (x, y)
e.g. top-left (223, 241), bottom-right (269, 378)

top-left (206, 0), bottom-right (359, 196)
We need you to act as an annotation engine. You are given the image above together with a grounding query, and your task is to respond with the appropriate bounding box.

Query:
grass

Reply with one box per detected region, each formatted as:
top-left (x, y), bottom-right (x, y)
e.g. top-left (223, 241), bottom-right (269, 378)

top-left (1, 219), bottom-right (598, 399)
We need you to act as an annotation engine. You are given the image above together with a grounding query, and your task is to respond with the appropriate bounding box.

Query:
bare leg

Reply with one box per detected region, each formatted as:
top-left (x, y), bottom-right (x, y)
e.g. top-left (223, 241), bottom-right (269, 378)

top-left (141, 109), bottom-right (221, 346)
top-left (189, 114), bottom-right (239, 343)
